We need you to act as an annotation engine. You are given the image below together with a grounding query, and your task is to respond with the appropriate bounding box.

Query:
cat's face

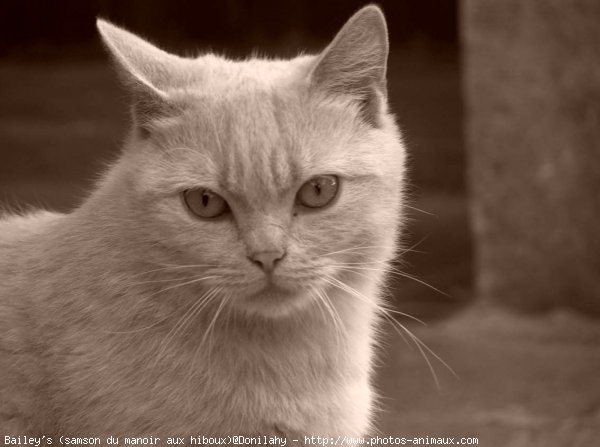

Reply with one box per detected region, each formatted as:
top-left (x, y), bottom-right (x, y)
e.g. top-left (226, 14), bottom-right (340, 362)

top-left (97, 7), bottom-right (405, 318)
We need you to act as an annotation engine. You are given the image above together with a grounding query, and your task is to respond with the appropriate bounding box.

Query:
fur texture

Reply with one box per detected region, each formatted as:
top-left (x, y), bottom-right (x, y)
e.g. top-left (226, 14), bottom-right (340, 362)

top-left (0, 5), bottom-right (406, 439)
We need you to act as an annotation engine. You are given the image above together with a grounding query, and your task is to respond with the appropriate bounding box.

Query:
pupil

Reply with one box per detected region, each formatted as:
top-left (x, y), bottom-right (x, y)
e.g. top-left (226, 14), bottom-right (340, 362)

top-left (202, 193), bottom-right (210, 207)
top-left (314, 183), bottom-right (321, 195)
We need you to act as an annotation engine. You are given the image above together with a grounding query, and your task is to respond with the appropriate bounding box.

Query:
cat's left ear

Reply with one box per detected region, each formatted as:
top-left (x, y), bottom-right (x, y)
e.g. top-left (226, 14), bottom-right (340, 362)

top-left (310, 5), bottom-right (389, 127)
top-left (96, 19), bottom-right (185, 131)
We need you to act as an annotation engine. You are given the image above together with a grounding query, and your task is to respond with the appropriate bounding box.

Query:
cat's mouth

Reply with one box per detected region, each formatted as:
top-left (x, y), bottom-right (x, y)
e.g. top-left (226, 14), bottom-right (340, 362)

top-left (252, 281), bottom-right (297, 300)
top-left (237, 277), bottom-right (314, 317)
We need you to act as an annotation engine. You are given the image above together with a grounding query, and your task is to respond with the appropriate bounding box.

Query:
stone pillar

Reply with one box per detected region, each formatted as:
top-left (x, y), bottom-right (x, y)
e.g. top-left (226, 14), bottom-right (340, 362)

top-left (462, 0), bottom-right (600, 313)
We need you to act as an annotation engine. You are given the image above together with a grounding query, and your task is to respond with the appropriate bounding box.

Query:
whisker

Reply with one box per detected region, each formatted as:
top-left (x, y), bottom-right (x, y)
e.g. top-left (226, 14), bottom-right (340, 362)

top-left (127, 275), bottom-right (217, 286)
top-left (378, 310), bottom-right (413, 350)
top-left (317, 238), bottom-right (429, 259)
top-left (318, 244), bottom-right (400, 258)
top-left (398, 234), bottom-right (430, 255)
top-left (321, 275), bottom-right (412, 349)
top-left (186, 291), bottom-right (230, 410)
top-left (308, 288), bottom-right (328, 324)
top-left (152, 262), bottom-right (222, 269)
top-left (389, 270), bottom-right (450, 298)
top-left (103, 316), bottom-right (169, 335)
top-left (404, 204), bottom-right (436, 216)
top-left (395, 320), bottom-right (460, 390)
top-left (408, 328), bottom-right (459, 380)
top-left (313, 286), bottom-right (346, 346)
top-left (329, 260), bottom-right (392, 267)
top-left (146, 275), bottom-right (221, 299)
top-left (153, 286), bottom-right (221, 366)
top-left (320, 267), bottom-right (426, 327)
top-left (322, 274), bottom-right (457, 388)
top-left (320, 275), bottom-right (376, 311)
top-left (383, 307), bottom-right (427, 327)
top-left (332, 264), bottom-right (450, 298)
top-left (201, 294), bottom-right (230, 349)
top-left (402, 323), bottom-right (441, 390)
top-left (128, 264), bottom-right (221, 278)
top-left (104, 277), bottom-right (223, 335)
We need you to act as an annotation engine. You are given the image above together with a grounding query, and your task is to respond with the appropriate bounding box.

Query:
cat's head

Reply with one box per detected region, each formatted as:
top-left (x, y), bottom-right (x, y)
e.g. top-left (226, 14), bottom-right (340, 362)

top-left (95, 6), bottom-right (406, 319)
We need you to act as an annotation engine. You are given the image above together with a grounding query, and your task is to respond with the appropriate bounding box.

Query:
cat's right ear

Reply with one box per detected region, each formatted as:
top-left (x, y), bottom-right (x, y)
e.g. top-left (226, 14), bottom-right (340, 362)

top-left (96, 19), bottom-right (183, 132)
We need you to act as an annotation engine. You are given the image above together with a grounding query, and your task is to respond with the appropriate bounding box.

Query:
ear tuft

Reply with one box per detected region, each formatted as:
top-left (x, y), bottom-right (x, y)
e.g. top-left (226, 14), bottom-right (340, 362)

top-left (310, 5), bottom-right (389, 126)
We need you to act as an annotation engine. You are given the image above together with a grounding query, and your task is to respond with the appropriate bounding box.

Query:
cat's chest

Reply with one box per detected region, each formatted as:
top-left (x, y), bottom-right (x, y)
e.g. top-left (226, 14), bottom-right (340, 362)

top-left (62, 322), bottom-right (370, 436)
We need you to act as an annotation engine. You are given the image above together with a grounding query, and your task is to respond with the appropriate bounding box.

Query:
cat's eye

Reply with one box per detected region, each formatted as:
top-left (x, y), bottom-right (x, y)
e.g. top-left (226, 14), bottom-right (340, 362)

top-left (296, 175), bottom-right (339, 209)
top-left (182, 188), bottom-right (229, 218)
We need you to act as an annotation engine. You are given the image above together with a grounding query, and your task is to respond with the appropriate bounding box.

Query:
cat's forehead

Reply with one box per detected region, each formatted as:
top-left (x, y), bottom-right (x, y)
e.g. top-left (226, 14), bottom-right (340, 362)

top-left (210, 90), bottom-right (302, 202)
top-left (164, 83), bottom-right (363, 204)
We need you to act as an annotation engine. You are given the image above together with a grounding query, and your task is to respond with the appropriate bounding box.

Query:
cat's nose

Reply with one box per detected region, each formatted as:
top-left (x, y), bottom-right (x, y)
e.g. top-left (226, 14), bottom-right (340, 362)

top-left (248, 250), bottom-right (286, 273)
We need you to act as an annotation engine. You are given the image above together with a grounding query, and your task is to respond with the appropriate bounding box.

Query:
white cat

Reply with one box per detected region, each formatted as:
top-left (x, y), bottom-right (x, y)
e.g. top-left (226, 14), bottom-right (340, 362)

top-left (0, 5), bottom-right (406, 439)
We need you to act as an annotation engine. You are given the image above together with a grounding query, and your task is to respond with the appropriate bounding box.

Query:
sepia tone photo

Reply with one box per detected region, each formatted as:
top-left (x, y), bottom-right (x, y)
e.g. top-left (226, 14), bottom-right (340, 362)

top-left (1, 1), bottom-right (599, 445)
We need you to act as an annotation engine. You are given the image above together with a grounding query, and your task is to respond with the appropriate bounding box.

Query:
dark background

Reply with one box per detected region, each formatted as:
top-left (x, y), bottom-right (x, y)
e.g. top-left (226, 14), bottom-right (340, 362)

top-left (1, 1), bottom-right (458, 58)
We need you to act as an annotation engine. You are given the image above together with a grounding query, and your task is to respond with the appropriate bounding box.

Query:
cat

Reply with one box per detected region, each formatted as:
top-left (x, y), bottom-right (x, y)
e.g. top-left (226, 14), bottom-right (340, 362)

top-left (0, 5), bottom-right (406, 440)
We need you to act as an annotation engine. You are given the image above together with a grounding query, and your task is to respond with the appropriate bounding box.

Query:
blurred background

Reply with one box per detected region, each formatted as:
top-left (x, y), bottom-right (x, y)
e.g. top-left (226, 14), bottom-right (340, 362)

top-left (1, 1), bottom-right (598, 445)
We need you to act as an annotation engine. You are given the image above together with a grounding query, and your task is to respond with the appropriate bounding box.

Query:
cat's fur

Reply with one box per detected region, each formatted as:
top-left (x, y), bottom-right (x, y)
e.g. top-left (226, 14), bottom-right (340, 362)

top-left (0, 5), bottom-right (405, 439)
